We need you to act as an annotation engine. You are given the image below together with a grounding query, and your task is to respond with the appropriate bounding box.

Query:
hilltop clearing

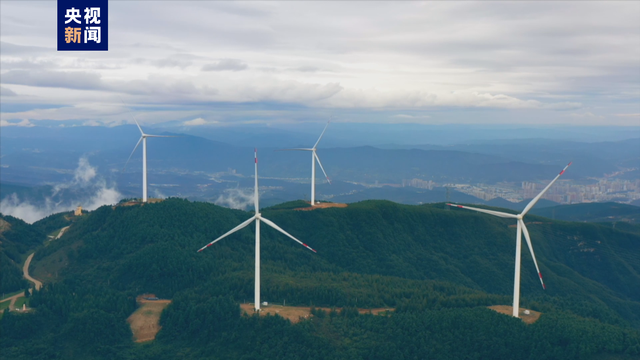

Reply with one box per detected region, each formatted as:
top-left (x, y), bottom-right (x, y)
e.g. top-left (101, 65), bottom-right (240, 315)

top-left (239, 303), bottom-right (391, 323)
top-left (488, 305), bottom-right (541, 324)
top-left (127, 295), bottom-right (171, 342)
top-left (295, 202), bottom-right (348, 211)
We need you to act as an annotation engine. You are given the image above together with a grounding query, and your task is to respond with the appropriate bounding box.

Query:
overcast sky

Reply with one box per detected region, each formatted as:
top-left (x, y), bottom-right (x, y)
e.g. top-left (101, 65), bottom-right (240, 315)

top-left (1, 1), bottom-right (639, 128)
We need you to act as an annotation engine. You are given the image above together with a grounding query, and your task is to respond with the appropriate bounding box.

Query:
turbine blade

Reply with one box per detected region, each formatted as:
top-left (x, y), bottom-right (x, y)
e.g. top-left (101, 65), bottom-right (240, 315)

top-left (313, 121), bottom-right (330, 149)
top-left (275, 148), bottom-right (313, 151)
top-left (521, 162), bottom-right (572, 216)
top-left (254, 149), bottom-right (259, 214)
top-left (123, 137), bottom-right (143, 172)
top-left (118, 96), bottom-right (145, 136)
top-left (447, 204), bottom-right (518, 218)
top-left (260, 216), bottom-right (316, 253)
top-left (520, 220), bottom-right (546, 290)
top-left (144, 134), bottom-right (179, 138)
top-left (197, 216), bottom-right (256, 252)
top-left (134, 117), bottom-right (144, 135)
top-left (314, 151), bottom-right (331, 184)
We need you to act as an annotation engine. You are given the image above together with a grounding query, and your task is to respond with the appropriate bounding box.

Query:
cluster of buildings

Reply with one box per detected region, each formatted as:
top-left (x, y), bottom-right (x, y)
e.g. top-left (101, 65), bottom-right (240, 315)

top-left (403, 177), bottom-right (640, 205)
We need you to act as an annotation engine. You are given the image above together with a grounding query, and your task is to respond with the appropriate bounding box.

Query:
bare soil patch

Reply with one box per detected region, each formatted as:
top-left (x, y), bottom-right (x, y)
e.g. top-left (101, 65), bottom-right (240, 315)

top-left (0, 218), bottom-right (11, 234)
top-left (240, 304), bottom-right (392, 323)
top-left (488, 305), bottom-right (541, 324)
top-left (127, 294), bottom-right (171, 343)
top-left (295, 202), bottom-right (348, 211)
top-left (116, 198), bottom-right (165, 208)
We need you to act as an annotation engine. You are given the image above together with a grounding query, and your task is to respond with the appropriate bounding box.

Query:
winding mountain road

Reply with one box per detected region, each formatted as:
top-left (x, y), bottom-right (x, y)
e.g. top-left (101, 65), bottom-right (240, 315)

top-left (0, 252), bottom-right (42, 311)
top-left (23, 253), bottom-right (42, 291)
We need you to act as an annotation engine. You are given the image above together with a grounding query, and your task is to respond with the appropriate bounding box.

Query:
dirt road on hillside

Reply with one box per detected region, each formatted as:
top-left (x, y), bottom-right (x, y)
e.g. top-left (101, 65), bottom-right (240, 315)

top-left (1, 253), bottom-right (42, 311)
top-left (23, 253), bottom-right (42, 291)
top-left (0, 293), bottom-right (24, 311)
top-left (56, 226), bottom-right (70, 239)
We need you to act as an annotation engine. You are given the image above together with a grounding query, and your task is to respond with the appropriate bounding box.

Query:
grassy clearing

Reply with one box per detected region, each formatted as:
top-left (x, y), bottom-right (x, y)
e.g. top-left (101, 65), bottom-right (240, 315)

top-left (0, 301), bottom-right (11, 312)
top-left (14, 297), bottom-right (29, 310)
top-left (127, 296), bottom-right (172, 343)
top-left (488, 305), bottom-right (541, 324)
top-left (1, 289), bottom-right (25, 302)
top-left (48, 228), bottom-right (62, 239)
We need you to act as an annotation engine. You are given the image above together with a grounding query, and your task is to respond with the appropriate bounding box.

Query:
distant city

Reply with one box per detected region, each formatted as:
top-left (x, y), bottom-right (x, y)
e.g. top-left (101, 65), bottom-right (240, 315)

top-left (400, 171), bottom-right (640, 204)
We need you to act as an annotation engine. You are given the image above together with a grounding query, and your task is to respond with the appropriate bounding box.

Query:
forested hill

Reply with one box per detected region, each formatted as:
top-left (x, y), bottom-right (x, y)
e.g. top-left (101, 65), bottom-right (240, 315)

top-left (529, 202), bottom-right (640, 223)
top-left (0, 214), bottom-right (48, 294)
top-left (1, 199), bottom-right (639, 359)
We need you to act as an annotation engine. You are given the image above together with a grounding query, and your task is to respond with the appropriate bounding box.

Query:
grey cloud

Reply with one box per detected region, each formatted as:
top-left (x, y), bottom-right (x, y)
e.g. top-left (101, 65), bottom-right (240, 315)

top-left (0, 41), bottom-right (52, 55)
top-left (202, 59), bottom-right (248, 71)
top-left (131, 54), bottom-right (196, 69)
top-left (255, 82), bottom-right (343, 103)
top-left (2, 70), bottom-right (103, 90)
top-left (0, 59), bottom-right (58, 70)
top-left (152, 58), bottom-right (192, 69)
top-left (0, 69), bottom-right (217, 98)
top-left (293, 66), bottom-right (322, 72)
top-left (1, 87), bottom-right (17, 96)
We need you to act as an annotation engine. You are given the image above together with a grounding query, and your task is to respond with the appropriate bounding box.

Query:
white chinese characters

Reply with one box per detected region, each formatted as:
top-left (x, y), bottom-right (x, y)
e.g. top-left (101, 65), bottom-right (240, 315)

top-left (64, 8), bottom-right (82, 24)
top-left (85, 27), bottom-right (101, 44)
top-left (84, 7), bottom-right (101, 24)
top-left (64, 6), bottom-right (102, 44)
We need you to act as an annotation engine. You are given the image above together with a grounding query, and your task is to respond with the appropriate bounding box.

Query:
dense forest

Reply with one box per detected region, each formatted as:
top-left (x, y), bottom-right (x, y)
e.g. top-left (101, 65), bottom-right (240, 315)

top-left (1, 199), bottom-right (639, 359)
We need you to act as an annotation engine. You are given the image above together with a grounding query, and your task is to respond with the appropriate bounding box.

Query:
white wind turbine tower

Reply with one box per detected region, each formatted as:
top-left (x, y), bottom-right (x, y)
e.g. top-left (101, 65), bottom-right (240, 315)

top-left (198, 149), bottom-right (317, 312)
top-left (123, 119), bottom-right (175, 203)
top-left (281, 121), bottom-right (331, 206)
top-left (448, 162), bottom-right (572, 318)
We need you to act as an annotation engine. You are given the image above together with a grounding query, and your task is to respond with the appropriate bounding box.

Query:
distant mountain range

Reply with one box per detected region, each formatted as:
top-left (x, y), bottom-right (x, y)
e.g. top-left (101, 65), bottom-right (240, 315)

top-left (3, 125), bottom-right (636, 185)
top-left (2, 125), bottom-right (638, 223)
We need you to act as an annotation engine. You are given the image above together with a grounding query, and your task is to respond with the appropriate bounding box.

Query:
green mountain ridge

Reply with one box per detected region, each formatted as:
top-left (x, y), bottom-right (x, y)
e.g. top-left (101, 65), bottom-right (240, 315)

top-left (530, 202), bottom-right (640, 224)
top-left (1, 199), bottom-right (639, 359)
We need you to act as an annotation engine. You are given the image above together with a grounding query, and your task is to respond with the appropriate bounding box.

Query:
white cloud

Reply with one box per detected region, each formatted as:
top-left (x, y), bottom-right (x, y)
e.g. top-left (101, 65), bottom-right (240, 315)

top-left (0, 119), bottom-right (34, 127)
top-left (569, 112), bottom-right (604, 119)
top-left (0, 86), bottom-right (17, 96)
top-left (83, 119), bottom-right (102, 126)
top-left (215, 188), bottom-right (255, 210)
top-left (0, 157), bottom-right (122, 223)
top-left (183, 117), bottom-right (215, 126)
top-left (0, 2), bottom-right (638, 125)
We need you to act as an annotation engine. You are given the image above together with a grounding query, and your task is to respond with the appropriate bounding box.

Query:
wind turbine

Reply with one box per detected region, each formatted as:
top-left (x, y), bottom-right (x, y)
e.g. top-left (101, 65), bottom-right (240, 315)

top-left (280, 122), bottom-right (331, 206)
top-left (448, 162), bottom-right (571, 318)
top-left (123, 119), bottom-right (175, 203)
top-left (197, 149), bottom-right (316, 312)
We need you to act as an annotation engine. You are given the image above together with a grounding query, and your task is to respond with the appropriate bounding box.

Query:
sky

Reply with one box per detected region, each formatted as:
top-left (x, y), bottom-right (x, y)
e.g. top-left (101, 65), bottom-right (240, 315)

top-left (1, 1), bottom-right (639, 128)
